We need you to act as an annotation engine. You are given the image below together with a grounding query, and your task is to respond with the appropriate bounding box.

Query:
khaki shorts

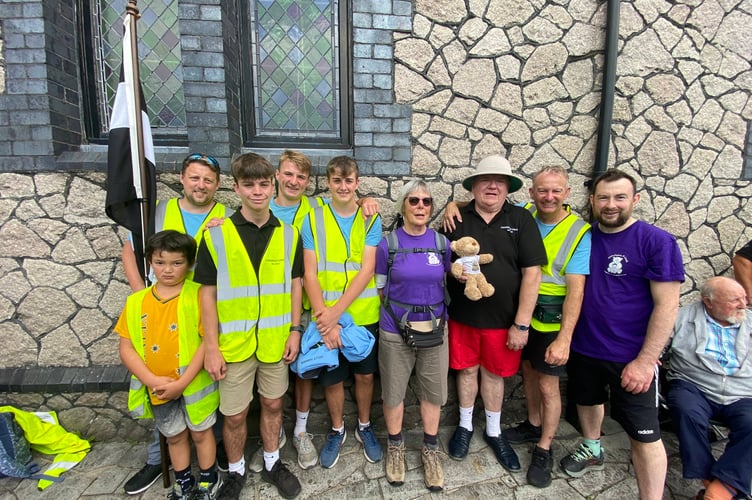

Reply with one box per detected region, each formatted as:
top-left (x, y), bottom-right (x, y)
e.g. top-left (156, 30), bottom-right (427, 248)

top-left (378, 328), bottom-right (448, 408)
top-left (219, 355), bottom-right (289, 417)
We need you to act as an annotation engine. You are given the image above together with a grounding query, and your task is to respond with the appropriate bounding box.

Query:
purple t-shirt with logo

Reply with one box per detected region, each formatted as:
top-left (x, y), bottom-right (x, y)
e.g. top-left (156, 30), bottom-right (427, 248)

top-left (375, 228), bottom-right (452, 334)
top-left (572, 220), bottom-right (684, 363)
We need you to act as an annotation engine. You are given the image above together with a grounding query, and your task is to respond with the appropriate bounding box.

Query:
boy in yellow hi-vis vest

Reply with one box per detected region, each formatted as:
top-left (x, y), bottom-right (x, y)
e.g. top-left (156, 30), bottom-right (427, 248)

top-left (116, 230), bottom-right (220, 500)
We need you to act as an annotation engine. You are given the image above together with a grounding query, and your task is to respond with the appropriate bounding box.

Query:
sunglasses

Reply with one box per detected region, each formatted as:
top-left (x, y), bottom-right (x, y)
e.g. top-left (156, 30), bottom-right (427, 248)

top-left (407, 196), bottom-right (432, 207)
top-left (187, 153), bottom-right (220, 170)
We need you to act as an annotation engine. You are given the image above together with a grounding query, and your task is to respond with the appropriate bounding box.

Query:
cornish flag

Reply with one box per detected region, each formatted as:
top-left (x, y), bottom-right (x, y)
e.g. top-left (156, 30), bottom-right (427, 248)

top-left (105, 13), bottom-right (156, 281)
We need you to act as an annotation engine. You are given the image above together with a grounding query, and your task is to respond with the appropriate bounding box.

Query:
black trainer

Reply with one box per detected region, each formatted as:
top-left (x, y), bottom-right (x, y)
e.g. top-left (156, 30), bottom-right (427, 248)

top-left (217, 471), bottom-right (245, 500)
top-left (261, 459), bottom-right (302, 499)
top-left (483, 432), bottom-right (520, 471)
top-left (527, 445), bottom-right (553, 488)
top-left (505, 420), bottom-right (542, 444)
top-left (124, 463), bottom-right (162, 495)
top-left (448, 426), bottom-right (473, 461)
top-left (216, 442), bottom-right (229, 472)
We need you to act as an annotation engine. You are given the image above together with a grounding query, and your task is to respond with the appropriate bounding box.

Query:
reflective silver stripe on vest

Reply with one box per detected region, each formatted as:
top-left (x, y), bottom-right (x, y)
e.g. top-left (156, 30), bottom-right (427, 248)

top-left (155, 200), bottom-right (169, 231)
top-left (209, 224), bottom-right (294, 333)
top-left (541, 217), bottom-right (589, 286)
top-left (314, 208), bottom-right (328, 270)
top-left (183, 381), bottom-right (218, 405)
top-left (129, 376), bottom-right (147, 417)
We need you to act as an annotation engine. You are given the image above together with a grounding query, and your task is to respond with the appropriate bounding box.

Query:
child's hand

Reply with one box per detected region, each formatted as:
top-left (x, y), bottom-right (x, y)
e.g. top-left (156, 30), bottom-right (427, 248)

top-left (282, 331), bottom-right (301, 364)
top-left (153, 379), bottom-right (185, 401)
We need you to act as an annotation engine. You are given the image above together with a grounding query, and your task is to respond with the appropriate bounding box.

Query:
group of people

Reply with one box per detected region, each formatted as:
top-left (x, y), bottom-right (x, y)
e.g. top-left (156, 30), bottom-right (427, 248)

top-left (114, 151), bottom-right (752, 500)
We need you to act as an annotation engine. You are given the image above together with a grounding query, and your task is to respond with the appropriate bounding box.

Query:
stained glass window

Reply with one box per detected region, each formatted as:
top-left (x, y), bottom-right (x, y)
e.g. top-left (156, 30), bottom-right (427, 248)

top-left (248, 0), bottom-right (344, 142)
top-left (92, 0), bottom-right (186, 135)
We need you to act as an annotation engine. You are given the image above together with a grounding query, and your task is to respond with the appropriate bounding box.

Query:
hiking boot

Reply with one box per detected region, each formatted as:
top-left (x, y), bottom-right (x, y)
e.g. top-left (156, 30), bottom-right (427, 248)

top-left (261, 460), bottom-right (302, 499)
top-left (483, 432), bottom-right (521, 471)
top-left (217, 471), bottom-right (245, 500)
top-left (249, 429), bottom-right (287, 473)
top-left (560, 442), bottom-right (604, 477)
top-left (421, 446), bottom-right (444, 491)
top-left (385, 441), bottom-right (406, 486)
top-left (216, 442), bottom-right (228, 472)
top-left (505, 420), bottom-right (542, 444)
top-left (355, 424), bottom-right (383, 463)
top-left (167, 480), bottom-right (194, 500)
top-left (194, 477), bottom-right (223, 500)
top-left (124, 463), bottom-right (162, 495)
top-left (448, 426), bottom-right (473, 461)
top-left (293, 432), bottom-right (318, 470)
top-left (319, 429), bottom-right (347, 468)
top-left (527, 446), bottom-right (553, 488)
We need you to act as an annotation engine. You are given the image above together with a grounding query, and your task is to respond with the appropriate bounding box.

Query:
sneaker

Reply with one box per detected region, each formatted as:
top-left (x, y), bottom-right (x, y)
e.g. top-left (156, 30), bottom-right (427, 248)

top-left (167, 480), bottom-right (194, 500)
top-left (261, 459), bottom-right (302, 499)
top-left (319, 429), bottom-right (347, 468)
top-left (217, 471), bottom-right (245, 500)
top-left (559, 442), bottom-right (604, 477)
top-left (194, 477), bottom-right (223, 500)
top-left (216, 442), bottom-right (229, 472)
top-left (505, 420), bottom-right (542, 444)
top-left (448, 426), bottom-right (473, 461)
top-left (124, 463), bottom-right (162, 495)
top-left (249, 429), bottom-right (287, 473)
top-left (421, 446), bottom-right (444, 492)
top-left (527, 446), bottom-right (553, 488)
top-left (483, 432), bottom-right (521, 471)
top-left (385, 441), bottom-right (406, 486)
top-left (355, 424), bottom-right (383, 463)
top-left (293, 432), bottom-right (318, 470)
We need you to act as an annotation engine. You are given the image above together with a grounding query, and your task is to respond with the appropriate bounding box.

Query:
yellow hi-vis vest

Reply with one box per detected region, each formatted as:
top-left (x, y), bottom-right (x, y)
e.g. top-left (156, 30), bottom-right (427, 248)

top-left (525, 203), bottom-right (591, 332)
top-left (204, 220), bottom-right (298, 363)
top-left (154, 198), bottom-right (229, 280)
top-left (308, 205), bottom-right (380, 325)
top-left (291, 196), bottom-right (325, 312)
top-left (126, 280), bottom-right (219, 425)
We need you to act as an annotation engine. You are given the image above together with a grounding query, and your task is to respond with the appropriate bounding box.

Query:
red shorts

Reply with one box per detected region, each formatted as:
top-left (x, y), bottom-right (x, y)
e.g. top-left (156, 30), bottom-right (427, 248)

top-left (448, 318), bottom-right (521, 377)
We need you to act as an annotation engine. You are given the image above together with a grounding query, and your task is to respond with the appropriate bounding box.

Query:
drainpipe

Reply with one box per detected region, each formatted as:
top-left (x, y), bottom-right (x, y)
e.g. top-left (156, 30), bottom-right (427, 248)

top-left (592, 0), bottom-right (620, 181)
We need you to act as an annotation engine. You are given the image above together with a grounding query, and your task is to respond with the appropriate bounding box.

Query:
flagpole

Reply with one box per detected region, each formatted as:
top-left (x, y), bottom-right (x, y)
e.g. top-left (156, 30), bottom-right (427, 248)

top-left (124, 0), bottom-right (151, 285)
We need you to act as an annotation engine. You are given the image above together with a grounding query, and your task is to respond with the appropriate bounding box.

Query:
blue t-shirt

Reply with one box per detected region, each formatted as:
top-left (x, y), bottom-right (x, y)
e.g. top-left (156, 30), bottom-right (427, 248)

top-left (536, 219), bottom-right (591, 275)
top-left (301, 207), bottom-right (382, 252)
top-left (270, 196), bottom-right (330, 226)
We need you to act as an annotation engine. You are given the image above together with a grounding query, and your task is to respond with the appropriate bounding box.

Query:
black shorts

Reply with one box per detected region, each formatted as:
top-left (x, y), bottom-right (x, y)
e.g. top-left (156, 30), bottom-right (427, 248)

top-left (567, 351), bottom-right (661, 443)
top-left (318, 323), bottom-right (379, 387)
top-left (521, 327), bottom-right (567, 376)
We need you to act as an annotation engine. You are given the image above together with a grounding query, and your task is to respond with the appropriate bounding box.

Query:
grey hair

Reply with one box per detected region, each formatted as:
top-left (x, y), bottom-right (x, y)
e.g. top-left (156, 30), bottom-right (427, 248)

top-left (532, 165), bottom-right (570, 184)
top-left (396, 180), bottom-right (434, 217)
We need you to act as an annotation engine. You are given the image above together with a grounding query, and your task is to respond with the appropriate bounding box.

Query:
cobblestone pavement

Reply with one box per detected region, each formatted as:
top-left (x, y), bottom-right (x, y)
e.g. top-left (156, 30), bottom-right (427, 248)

top-left (0, 413), bottom-right (710, 500)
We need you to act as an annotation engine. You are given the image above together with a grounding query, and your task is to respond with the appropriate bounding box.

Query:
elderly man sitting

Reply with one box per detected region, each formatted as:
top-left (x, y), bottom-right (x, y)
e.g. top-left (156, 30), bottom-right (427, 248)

top-left (667, 277), bottom-right (752, 500)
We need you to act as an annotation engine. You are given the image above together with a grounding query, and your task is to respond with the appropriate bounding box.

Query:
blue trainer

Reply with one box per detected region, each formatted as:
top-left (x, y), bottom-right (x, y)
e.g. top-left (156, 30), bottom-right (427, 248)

top-left (355, 424), bottom-right (383, 463)
top-left (320, 429), bottom-right (347, 469)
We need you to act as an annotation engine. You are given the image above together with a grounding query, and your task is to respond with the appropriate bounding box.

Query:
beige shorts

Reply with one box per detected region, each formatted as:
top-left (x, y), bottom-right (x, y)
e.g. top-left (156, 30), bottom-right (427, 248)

top-left (378, 328), bottom-right (448, 408)
top-left (218, 355), bottom-right (289, 416)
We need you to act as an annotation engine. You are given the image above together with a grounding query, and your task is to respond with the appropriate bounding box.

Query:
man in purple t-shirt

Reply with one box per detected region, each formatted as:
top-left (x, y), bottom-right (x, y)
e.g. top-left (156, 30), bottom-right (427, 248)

top-left (560, 169), bottom-right (684, 500)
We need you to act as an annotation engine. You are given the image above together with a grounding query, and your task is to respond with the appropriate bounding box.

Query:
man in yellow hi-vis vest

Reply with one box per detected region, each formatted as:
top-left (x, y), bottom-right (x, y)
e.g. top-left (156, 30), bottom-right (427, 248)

top-left (195, 153), bottom-right (303, 500)
top-left (505, 166), bottom-right (591, 488)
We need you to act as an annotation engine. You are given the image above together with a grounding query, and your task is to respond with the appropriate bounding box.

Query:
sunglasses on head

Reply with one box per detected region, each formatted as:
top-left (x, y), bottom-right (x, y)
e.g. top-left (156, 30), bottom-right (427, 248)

top-left (187, 153), bottom-right (220, 169)
top-left (407, 196), bottom-right (432, 207)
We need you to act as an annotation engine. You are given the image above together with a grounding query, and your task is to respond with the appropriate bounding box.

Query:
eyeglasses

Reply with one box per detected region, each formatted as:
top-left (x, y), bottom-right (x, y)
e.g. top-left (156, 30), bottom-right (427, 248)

top-left (407, 196), bottom-right (432, 207)
top-left (186, 153), bottom-right (220, 170)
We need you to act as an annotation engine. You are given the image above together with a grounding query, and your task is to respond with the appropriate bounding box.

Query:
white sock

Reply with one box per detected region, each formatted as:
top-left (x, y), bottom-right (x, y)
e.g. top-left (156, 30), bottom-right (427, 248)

top-left (295, 410), bottom-right (309, 436)
top-left (228, 456), bottom-right (245, 475)
top-left (263, 449), bottom-right (280, 471)
top-left (485, 410), bottom-right (501, 437)
top-left (459, 406), bottom-right (474, 431)
top-left (332, 424), bottom-right (345, 434)
top-left (358, 420), bottom-right (370, 431)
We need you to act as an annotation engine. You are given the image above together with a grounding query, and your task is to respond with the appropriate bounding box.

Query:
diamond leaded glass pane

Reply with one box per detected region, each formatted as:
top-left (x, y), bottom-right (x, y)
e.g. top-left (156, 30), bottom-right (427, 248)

top-left (93, 0), bottom-right (186, 134)
top-left (250, 0), bottom-right (340, 138)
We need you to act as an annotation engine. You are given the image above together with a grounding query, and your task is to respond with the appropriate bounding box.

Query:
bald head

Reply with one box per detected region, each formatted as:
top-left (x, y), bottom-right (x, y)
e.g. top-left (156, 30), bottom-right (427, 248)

top-left (700, 277), bottom-right (748, 326)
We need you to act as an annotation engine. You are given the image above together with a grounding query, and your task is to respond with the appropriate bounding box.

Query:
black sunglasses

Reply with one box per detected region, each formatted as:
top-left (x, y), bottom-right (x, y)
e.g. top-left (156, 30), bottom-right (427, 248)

top-left (187, 153), bottom-right (220, 170)
top-left (407, 196), bottom-right (432, 207)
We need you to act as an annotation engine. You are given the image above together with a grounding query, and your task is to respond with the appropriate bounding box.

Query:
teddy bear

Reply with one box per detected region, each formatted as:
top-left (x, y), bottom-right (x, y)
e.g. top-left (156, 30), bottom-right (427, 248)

top-left (450, 236), bottom-right (495, 301)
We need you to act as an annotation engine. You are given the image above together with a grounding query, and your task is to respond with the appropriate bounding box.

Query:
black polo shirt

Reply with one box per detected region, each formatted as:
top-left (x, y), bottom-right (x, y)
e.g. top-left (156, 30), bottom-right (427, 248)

top-left (442, 200), bottom-right (546, 329)
top-left (193, 210), bottom-right (303, 286)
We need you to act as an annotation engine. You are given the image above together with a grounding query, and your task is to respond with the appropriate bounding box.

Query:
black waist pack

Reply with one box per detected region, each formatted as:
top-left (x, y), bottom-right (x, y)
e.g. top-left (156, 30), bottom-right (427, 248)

top-left (400, 323), bottom-right (444, 349)
top-left (533, 296), bottom-right (565, 324)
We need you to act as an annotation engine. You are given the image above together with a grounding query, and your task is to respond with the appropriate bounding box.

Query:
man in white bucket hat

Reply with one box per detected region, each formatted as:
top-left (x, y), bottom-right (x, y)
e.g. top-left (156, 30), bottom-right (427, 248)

top-left (440, 154), bottom-right (546, 473)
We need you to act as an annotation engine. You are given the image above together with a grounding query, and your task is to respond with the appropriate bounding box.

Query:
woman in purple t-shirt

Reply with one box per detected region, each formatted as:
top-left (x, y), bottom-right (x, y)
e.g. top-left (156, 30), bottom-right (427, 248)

top-left (375, 180), bottom-right (452, 491)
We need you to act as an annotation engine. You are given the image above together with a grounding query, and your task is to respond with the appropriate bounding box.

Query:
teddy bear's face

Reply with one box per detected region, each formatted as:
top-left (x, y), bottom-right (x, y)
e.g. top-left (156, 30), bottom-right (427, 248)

top-left (451, 236), bottom-right (481, 257)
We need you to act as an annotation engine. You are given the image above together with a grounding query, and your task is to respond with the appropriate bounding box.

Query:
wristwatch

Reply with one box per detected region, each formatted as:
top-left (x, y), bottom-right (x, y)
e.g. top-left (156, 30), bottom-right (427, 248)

top-left (514, 323), bottom-right (529, 331)
top-left (289, 325), bottom-right (305, 333)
